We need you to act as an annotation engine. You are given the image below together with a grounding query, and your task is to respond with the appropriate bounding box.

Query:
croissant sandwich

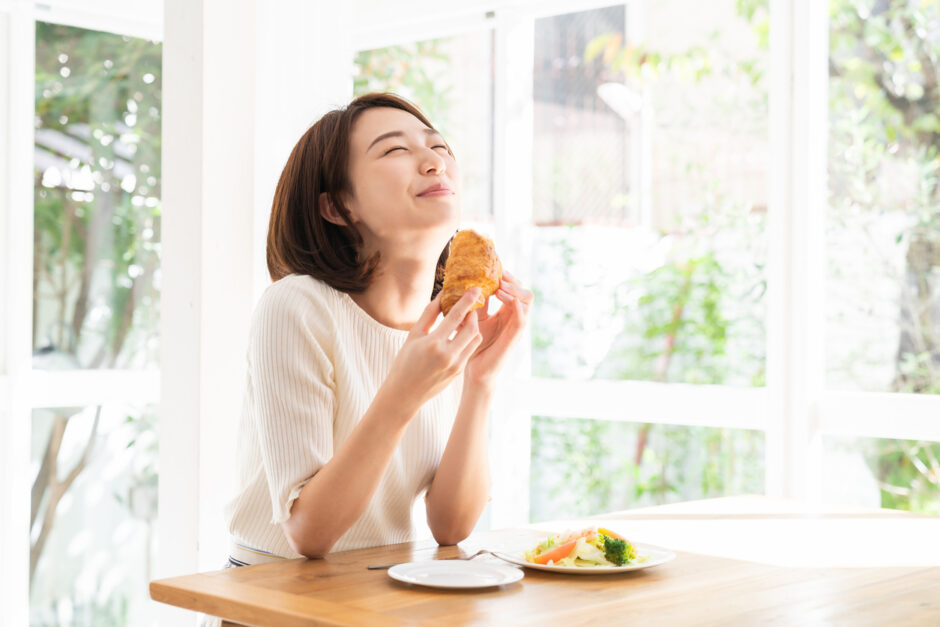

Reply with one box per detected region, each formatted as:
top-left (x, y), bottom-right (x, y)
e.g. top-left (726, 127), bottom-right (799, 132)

top-left (440, 229), bottom-right (503, 316)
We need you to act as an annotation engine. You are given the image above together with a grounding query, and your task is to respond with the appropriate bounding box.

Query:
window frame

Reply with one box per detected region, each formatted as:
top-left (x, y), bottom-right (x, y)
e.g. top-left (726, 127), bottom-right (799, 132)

top-left (1, 3), bottom-right (37, 625)
top-left (1, 1), bottom-right (163, 623)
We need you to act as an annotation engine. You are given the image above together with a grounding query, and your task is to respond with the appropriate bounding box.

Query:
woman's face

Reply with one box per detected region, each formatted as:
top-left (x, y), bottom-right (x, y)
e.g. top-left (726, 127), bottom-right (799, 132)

top-left (343, 107), bottom-right (461, 250)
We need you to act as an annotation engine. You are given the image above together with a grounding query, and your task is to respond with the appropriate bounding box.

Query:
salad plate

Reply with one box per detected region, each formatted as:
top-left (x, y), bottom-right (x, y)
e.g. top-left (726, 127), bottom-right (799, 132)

top-left (494, 543), bottom-right (675, 574)
top-left (387, 560), bottom-right (524, 589)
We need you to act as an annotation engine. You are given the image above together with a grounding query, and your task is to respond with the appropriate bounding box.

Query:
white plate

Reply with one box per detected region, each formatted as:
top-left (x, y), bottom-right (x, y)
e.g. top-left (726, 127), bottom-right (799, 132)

top-left (492, 542), bottom-right (676, 574)
top-left (387, 560), bottom-right (524, 589)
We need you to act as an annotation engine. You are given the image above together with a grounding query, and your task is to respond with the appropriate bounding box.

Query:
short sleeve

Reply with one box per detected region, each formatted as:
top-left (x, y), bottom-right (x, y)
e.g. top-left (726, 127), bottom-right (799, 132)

top-left (248, 278), bottom-right (336, 524)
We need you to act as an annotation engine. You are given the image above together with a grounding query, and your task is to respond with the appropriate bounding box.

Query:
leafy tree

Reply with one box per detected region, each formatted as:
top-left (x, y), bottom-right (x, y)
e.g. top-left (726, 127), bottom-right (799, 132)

top-left (35, 23), bottom-right (161, 369)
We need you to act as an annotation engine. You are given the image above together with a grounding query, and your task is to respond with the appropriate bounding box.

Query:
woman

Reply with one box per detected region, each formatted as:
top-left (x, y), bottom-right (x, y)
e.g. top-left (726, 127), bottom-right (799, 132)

top-left (223, 93), bottom-right (533, 565)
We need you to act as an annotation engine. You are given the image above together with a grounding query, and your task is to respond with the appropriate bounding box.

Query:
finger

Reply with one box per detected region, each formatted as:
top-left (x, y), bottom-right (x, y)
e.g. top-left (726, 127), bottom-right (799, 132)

top-left (514, 294), bottom-right (527, 321)
top-left (456, 327), bottom-right (483, 367)
top-left (497, 301), bottom-right (526, 353)
top-left (451, 308), bottom-right (480, 351)
top-left (494, 288), bottom-right (517, 308)
top-left (411, 293), bottom-right (442, 337)
top-left (454, 312), bottom-right (483, 362)
top-left (499, 279), bottom-right (534, 305)
top-left (503, 288), bottom-right (530, 313)
top-left (435, 287), bottom-right (482, 338)
top-left (493, 289), bottom-right (522, 318)
top-left (493, 298), bottom-right (526, 350)
top-left (477, 295), bottom-right (492, 322)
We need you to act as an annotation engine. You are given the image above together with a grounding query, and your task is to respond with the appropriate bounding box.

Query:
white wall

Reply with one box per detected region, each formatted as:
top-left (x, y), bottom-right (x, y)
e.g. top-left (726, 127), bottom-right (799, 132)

top-left (0, 3), bottom-right (35, 625)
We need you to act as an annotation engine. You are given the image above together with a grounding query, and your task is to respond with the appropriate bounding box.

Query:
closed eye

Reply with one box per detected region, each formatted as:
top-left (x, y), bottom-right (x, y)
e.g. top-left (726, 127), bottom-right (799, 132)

top-left (384, 144), bottom-right (450, 155)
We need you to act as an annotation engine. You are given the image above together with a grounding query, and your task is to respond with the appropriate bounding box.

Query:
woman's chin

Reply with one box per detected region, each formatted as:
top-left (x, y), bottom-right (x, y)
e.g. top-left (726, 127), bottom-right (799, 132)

top-left (426, 209), bottom-right (461, 232)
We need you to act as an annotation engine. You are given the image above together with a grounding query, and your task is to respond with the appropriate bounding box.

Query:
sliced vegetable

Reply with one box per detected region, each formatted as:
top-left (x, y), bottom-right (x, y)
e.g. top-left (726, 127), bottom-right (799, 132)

top-left (525, 527), bottom-right (637, 567)
top-left (533, 539), bottom-right (578, 564)
top-left (598, 527), bottom-right (625, 540)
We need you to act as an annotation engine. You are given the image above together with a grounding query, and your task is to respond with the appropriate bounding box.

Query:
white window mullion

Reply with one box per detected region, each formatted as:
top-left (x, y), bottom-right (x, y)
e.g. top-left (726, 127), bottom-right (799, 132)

top-left (28, 369), bottom-right (160, 408)
top-left (820, 392), bottom-right (940, 443)
top-left (525, 379), bottom-right (768, 430)
top-left (762, 0), bottom-right (791, 500)
top-left (793, 0), bottom-right (829, 503)
top-left (156, 3), bottom-right (204, 622)
top-left (489, 5), bottom-right (534, 529)
top-left (0, 2), bottom-right (35, 625)
top-left (766, 0), bottom-right (828, 502)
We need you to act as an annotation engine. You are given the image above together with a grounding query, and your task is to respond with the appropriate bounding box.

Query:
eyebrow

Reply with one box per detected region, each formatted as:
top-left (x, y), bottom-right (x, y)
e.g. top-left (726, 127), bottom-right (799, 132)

top-left (367, 127), bottom-right (443, 152)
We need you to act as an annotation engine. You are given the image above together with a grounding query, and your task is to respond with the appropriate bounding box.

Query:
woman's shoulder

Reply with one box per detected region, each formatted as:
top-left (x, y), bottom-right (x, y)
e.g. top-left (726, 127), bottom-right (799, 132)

top-left (254, 274), bottom-right (342, 324)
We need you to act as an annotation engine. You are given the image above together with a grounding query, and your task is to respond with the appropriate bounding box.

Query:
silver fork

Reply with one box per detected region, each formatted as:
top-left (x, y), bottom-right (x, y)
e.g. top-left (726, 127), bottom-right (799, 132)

top-left (367, 549), bottom-right (494, 570)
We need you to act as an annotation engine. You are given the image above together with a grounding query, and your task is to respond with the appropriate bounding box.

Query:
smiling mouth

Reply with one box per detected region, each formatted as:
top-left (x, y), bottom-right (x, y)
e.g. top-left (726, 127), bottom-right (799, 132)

top-left (418, 189), bottom-right (455, 198)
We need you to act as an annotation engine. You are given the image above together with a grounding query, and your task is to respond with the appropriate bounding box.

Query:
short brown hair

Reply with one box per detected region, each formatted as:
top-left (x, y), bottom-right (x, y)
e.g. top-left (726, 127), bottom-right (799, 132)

top-left (266, 92), bottom-right (451, 296)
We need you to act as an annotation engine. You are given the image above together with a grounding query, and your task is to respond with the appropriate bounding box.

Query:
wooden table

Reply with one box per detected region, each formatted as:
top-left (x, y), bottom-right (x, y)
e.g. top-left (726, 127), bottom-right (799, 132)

top-left (150, 496), bottom-right (940, 626)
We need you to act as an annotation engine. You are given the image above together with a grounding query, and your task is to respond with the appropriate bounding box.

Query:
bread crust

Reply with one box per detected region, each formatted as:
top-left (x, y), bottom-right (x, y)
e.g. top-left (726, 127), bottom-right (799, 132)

top-left (440, 230), bottom-right (502, 315)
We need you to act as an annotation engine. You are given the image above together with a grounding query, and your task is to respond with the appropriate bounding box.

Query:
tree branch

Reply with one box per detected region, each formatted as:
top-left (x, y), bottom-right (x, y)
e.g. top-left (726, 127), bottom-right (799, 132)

top-left (30, 417), bottom-right (65, 528)
top-left (30, 406), bottom-right (101, 584)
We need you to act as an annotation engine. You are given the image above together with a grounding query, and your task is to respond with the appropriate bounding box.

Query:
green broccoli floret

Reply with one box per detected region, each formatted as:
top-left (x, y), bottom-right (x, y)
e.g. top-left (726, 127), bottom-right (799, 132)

top-left (603, 536), bottom-right (635, 566)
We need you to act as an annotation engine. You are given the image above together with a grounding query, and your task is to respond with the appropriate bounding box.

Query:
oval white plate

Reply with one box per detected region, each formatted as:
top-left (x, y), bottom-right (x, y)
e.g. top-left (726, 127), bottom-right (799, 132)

top-left (492, 542), bottom-right (676, 574)
top-left (387, 560), bottom-right (524, 589)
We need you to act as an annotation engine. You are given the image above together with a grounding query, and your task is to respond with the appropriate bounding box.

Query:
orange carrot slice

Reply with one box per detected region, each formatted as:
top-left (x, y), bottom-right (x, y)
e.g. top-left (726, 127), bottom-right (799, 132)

top-left (534, 539), bottom-right (578, 565)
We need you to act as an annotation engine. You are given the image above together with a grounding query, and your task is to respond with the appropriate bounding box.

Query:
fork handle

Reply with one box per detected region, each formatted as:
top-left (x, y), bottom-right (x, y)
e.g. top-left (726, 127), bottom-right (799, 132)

top-left (367, 551), bottom-right (487, 570)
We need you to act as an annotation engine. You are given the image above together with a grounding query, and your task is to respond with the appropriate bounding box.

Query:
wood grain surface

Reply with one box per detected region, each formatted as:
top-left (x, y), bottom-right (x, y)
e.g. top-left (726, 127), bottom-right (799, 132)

top-left (151, 497), bottom-right (940, 626)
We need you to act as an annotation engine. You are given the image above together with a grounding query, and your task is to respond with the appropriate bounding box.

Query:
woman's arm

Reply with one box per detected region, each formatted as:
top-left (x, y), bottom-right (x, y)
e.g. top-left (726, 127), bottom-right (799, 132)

top-left (281, 289), bottom-right (483, 558)
top-left (280, 382), bottom-right (418, 558)
top-left (425, 271), bottom-right (534, 545)
top-left (424, 378), bottom-right (494, 545)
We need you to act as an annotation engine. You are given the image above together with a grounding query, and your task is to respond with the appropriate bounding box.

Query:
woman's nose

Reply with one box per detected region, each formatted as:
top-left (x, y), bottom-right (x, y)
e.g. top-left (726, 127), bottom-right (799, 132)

top-left (421, 149), bottom-right (446, 175)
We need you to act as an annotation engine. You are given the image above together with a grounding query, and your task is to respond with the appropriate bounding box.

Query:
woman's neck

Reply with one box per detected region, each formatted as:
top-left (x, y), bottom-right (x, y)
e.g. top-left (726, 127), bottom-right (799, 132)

top-left (349, 255), bottom-right (439, 331)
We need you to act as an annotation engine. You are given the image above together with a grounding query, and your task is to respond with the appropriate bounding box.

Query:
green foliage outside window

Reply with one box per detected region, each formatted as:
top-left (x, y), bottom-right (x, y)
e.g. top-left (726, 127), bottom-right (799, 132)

top-left (533, 0), bottom-right (939, 518)
top-left (34, 23), bottom-right (161, 369)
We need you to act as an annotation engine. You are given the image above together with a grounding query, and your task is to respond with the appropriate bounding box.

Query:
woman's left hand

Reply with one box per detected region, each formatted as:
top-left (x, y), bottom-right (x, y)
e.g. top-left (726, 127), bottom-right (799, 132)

top-left (463, 269), bottom-right (533, 387)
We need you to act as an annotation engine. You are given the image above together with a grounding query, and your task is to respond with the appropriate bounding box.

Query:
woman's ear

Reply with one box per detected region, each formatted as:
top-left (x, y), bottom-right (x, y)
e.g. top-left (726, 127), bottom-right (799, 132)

top-left (319, 192), bottom-right (350, 226)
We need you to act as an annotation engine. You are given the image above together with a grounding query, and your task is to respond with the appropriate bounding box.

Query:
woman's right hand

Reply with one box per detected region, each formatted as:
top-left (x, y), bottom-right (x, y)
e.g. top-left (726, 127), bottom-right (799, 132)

top-left (383, 288), bottom-right (484, 412)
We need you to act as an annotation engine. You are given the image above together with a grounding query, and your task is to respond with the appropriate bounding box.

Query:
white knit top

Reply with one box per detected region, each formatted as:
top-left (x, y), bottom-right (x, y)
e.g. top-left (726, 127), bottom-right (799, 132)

top-left (223, 274), bottom-right (461, 561)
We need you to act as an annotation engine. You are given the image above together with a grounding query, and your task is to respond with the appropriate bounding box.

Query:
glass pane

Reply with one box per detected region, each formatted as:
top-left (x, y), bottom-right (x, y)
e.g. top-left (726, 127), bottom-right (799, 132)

top-left (531, 3), bottom-right (768, 385)
top-left (826, 2), bottom-right (940, 394)
top-left (353, 32), bottom-right (494, 222)
top-left (30, 404), bottom-right (158, 626)
top-left (33, 23), bottom-right (162, 370)
top-left (530, 416), bottom-right (764, 522)
top-left (823, 436), bottom-right (940, 515)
